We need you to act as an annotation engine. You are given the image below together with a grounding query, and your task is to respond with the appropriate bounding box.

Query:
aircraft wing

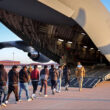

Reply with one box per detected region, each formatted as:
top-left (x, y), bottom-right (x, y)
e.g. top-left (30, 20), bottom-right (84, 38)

top-left (0, 41), bottom-right (50, 63)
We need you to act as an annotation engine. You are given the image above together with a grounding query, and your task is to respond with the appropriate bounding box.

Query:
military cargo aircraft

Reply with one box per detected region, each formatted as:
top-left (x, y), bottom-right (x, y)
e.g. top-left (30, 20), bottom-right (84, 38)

top-left (0, 0), bottom-right (110, 65)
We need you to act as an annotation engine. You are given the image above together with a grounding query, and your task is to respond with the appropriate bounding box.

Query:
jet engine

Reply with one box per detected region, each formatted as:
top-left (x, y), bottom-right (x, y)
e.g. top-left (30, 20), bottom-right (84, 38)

top-left (28, 52), bottom-right (40, 61)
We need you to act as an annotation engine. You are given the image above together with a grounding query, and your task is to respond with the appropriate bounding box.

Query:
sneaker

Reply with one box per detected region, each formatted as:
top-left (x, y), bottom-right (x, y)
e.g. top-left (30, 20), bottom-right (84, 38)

top-left (19, 100), bottom-right (22, 102)
top-left (56, 90), bottom-right (59, 93)
top-left (58, 91), bottom-right (61, 93)
top-left (32, 94), bottom-right (36, 99)
top-left (53, 88), bottom-right (56, 92)
top-left (56, 90), bottom-right (61, 93)
top-left (15, 100), bottom-right (20, 104)
top-left (39, 92), bottom-right (42, 95)
top-left (52, 90), bottom-right (55, 95)
top-left (65, 87), bottom-right (68, 91)
top-left (5, 100), bottom-right (8, 104)
top-left (79, 88), bottom-right (82, 92)
top-left (44, 95), bottom-right (48, 97)
top-left (1, 103), bottom-right (7, 107)
top-left (27, 98), bottom-right (32, 102)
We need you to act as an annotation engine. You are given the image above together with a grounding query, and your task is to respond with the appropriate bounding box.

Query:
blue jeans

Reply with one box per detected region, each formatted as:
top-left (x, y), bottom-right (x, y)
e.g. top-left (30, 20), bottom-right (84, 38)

top-left (57, 78), bottom-right (62, 91)
top-left (0, 86), bottom-right (7, 104)
top-left (19, 83), bottom-right (30, 100)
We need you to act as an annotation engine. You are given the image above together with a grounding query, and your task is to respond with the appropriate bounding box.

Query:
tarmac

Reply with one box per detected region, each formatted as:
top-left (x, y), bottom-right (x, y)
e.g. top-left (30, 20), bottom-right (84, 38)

top-left (0, 81), bottom-right (110, 110)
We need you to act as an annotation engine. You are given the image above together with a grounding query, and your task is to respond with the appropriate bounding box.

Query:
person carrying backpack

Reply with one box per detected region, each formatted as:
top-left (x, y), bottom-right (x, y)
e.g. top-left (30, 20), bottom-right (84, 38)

top-left (39, 65), bottom-right (49, 97)
top-left (56, 66), bottom-right (63, 93)
top-left (49, 65), bottom-right (59, 95)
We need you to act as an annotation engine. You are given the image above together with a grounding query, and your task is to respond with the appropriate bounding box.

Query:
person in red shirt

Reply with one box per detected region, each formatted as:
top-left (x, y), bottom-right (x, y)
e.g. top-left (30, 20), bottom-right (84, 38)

top-left (31, 65), bottom-right (40, 99)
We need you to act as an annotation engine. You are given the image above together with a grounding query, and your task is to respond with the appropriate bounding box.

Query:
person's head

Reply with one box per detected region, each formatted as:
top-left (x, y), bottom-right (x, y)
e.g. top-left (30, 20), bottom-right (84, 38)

top-left (64, 64), bottom-right (70, 69)
top-left (34, 65), bottom-right (38, 70)
top-left (28, 65), bottom-right (32, 72)
top-left (51, 65), bottom-right (54, 68)
top-left (29, 65), bottom-right (32, 69)
top-left (61, 55), bottom-right (64, 59)
top-left (44, 65), bottom-right (48, 69)
top-left (0, 64), bottom-right (4, 70)
top-left (63, 65), bottom-right (67, 69)
top-left (12, 65), bottom-right (17, 71)
top-left (54, 68), bottom-right (57, 72)
top-left (67, 64), bottom-right (71, 68)
top-left (23, 65), bottom-right (27, 71)
top-left (77, 62), bottom-right (81, 65)
top-left (59, 65), bottom-right (63, 69)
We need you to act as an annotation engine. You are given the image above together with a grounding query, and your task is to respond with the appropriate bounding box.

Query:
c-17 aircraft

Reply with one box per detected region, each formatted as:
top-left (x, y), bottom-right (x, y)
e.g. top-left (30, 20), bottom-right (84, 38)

top-left (0, 0), bottom-right (110, 65)
top-left (0, 0), bottom-right (110, 88)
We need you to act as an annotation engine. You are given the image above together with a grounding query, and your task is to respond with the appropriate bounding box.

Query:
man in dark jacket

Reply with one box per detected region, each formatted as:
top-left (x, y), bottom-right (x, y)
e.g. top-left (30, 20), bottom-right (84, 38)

top-left (63, 65), bottom-right (71, 91)
top-left (19, 66), bottom-right (32, 102)
top-left (49, 65), bottom-right (59, 95)
top-left (5, 65), bottom-right (19, 104)
top-left (0, 64), bottom-right (7, 107)
top-left (31, 65), bottom-right (40, 99)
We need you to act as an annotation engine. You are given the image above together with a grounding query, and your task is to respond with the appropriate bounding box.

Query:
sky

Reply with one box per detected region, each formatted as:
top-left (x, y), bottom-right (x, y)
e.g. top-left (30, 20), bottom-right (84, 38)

top-left (0, 0), bottom-right (110, 64)
top-left (101, 0), bottom-right (110, 12)
top-left (0, 23), bottom-right (37, 64)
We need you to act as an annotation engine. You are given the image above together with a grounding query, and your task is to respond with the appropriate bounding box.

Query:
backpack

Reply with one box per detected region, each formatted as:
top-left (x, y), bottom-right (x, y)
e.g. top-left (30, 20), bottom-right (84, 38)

top-left (40, 69), bottom-right (48, 80)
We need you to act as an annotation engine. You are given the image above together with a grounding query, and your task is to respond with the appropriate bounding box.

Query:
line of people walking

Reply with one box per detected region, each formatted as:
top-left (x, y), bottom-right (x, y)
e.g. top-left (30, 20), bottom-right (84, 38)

top-left (0, 61), bottom-right (85, 107)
